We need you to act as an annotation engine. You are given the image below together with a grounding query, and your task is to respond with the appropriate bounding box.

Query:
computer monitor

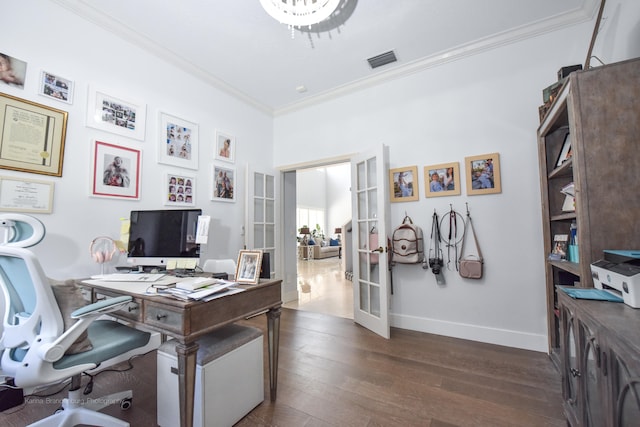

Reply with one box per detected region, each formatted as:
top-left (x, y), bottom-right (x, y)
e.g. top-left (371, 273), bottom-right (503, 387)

top-left (126, 209), bottom-right (202, 269)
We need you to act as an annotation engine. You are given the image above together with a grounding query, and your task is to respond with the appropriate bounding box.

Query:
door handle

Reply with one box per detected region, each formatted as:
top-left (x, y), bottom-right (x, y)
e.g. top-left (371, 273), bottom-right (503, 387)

top-left (371, 247), bottom-right (384, 253)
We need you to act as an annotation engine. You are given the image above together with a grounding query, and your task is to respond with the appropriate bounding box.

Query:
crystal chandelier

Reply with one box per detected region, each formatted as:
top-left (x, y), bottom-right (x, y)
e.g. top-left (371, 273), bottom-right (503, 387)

top-left (260, 0), bottom-right (341, 30)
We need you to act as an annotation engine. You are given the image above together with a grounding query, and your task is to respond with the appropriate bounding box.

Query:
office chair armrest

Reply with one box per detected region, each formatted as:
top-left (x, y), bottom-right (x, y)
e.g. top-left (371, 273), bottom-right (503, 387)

top-left (70, 295), bottom-right (133, 319)
top-left (38, 296), bottom-right (134, 362)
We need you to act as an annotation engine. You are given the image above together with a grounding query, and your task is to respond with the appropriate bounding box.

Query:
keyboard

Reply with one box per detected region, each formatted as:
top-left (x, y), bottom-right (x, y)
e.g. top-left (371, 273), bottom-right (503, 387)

top-left (91, 273), bottom-right (166, 282)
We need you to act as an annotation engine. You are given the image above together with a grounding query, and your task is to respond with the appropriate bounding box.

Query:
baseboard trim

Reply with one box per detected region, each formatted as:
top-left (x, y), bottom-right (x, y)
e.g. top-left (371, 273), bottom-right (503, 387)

top-left (390, 313), bottom-right (548, 352)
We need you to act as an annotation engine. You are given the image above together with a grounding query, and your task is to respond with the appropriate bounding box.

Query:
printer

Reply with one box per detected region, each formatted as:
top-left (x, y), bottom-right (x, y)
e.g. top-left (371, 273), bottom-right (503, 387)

top-left (591, 250), bottom-right (640, 308)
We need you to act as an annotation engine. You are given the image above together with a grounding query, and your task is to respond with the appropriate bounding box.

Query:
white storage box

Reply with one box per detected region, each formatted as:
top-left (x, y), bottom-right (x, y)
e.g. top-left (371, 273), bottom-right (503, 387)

top-left (157, 324), bottom-right (264, 427)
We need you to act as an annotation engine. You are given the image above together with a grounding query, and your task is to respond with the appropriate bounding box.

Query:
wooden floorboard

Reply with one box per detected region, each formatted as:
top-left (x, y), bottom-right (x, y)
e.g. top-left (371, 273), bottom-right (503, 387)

top-left (2, 308), bottom-right (565, 426)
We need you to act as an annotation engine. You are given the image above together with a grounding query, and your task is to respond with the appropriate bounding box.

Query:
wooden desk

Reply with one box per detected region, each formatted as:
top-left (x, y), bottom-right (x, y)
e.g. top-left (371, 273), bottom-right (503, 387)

top-left (77, 278), bottom-right (282, 427)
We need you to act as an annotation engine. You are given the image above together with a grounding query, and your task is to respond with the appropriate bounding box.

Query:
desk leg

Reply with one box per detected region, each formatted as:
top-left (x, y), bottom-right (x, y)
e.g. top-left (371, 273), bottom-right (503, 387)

top-left (267, 306), bottom-right (281, 401)
top-left (176, 341), bottom-right (199, 427)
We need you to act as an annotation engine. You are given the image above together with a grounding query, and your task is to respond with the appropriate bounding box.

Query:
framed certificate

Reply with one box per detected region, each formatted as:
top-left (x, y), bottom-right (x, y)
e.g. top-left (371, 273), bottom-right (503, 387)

top-left (0, 92), bottom-right (68, 176)
top-left (0, 175), bottom-right (54, 213)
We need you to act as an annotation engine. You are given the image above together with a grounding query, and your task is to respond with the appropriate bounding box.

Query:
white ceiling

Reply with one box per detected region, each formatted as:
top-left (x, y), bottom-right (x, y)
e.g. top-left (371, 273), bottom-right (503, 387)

top-left (52, 0), bottom-right (597, 115)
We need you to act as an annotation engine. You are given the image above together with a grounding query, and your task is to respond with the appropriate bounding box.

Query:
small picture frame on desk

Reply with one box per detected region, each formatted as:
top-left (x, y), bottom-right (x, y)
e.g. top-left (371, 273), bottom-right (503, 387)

top-left (235, 250), bottom-right (262, 284)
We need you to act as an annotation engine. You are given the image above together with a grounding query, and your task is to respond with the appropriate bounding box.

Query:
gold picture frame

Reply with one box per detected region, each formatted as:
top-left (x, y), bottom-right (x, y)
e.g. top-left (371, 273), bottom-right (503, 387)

top-left (235, 250), bottom-right (263, 284)
top-left (0, 92), bottom-right (68, 176)
top-left (389, 166), bottom-right (419, 202)
top-left (424, 162), bottom-right (461, 198)
top-left (465, 152), bottom-right (501, 195)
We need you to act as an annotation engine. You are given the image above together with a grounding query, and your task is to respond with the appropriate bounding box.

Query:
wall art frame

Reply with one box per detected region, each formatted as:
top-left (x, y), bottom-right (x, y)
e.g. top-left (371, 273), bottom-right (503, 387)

top-left (0, 52), bottom-right (27, 89)
top-left (0, 175), bottom-right (54, 213)
top-left (235, 249), bottom-right (263, 284)
top-left (211, 164), bottom-right (236, 202)
top-left (465, 152), bottom-right (502, 195)
top-left (215, 130), bottom-right (235, 163)
top-left (424, 161), bottom-right (461, 198)
top-left (389, 165), bottom-right (419, 202)
top-left (92, 140), bottom-right (141, 200)
top-left (86, 85), bottom-right (146, 141)
top-left (165, 171), bottom-right (195, 206)
top-left (0, 92), bottom-right (68, 176)
top-left (158, 112), bottom-right (199, 170)
top-left (39, 71), bottom-right (74, 104)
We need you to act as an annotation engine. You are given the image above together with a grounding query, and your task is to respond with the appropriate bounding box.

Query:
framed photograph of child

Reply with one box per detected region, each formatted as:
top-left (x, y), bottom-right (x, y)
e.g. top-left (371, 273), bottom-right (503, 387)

top-left (424, 162), bottom-right (461, 198)
top-left (215, 130), bottom-right (235, 163)
top-left (235, 250), bottom-right (263, 284)
top-left (465, 152), bottom-right (501, 196)
top-left (389, 166), bottom-right (419, 202)
top-left (165, 172), bottom-right (195, 206)
top-left (91, 140), bottom-right (141, 200)
top-left (158, 112), bottom-right (199, 170)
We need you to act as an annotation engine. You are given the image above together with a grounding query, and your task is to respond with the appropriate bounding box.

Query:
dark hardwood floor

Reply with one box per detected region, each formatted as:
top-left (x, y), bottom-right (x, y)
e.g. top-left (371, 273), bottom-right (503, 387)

top-left (3, 308), bottom-right (565, 426)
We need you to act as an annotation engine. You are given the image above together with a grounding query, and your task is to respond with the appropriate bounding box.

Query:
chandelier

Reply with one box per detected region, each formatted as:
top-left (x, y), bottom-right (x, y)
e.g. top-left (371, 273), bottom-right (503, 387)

top-left (260, 0), bottom-right (341, 29)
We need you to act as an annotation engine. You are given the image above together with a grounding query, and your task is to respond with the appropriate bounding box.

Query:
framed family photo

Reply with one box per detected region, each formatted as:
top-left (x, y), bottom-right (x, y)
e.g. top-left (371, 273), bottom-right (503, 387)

top-left (389, 166), bottom-right (419, 202)
top-left (158, 112), bottom-right (199, 170)
top-left (92, 140), bottom-right (141, 200)
top-left (39, 71), bottom-right (74, 104)
top-left (0, 92), bottom-right (68, 176)
top-left (86, 86), bottom-right (146, 141)
top-left (211, 164), bottom-right (235, 202)
top-left (424, 162), bottom-right (461, 198)
top-left (235, 250), bottom-right (263, 284)
top-left (215, 130), bottom-right (235, 163)
top-left (165, 172), bottom-right (195, 206)
top-left (465, 152), bottom-right (501, 196)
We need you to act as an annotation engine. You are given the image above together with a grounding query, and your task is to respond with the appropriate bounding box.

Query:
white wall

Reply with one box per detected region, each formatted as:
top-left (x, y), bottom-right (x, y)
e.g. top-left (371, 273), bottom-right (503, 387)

top-left (2, 0), bottom-right (637, 352)
top-left (1, 1), bottom-right (273, 280)
top-left (273, 17), bottom-right (604, 351)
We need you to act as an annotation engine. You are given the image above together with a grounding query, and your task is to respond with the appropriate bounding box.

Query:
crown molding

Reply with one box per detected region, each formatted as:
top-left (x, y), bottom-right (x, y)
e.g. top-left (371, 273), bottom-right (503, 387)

top-left (49, 0), bottom-right (273, 115)
top-left (50, 0), bottom-right (600, 117)
top-left (273, 0), bottom-right (600, 116)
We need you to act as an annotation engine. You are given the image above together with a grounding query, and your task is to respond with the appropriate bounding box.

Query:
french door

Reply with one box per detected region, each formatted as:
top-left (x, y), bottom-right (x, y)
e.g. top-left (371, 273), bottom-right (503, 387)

top-left (350, 145), bottom-right (391, 338)
top-left (245, 166), bottom-right (276, 278)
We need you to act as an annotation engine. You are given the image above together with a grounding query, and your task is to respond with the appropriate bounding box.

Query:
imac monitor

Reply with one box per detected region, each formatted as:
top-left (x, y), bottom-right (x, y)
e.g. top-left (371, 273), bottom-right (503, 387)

top-left (127, 209), bottom-right (202, 269)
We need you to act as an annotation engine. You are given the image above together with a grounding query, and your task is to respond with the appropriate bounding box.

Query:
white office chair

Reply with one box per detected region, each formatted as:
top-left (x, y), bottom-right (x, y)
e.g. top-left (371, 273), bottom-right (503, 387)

top-left (0, 214), bottom-right (158, 427)
top-left (202, 258), bottom-right (237, 279)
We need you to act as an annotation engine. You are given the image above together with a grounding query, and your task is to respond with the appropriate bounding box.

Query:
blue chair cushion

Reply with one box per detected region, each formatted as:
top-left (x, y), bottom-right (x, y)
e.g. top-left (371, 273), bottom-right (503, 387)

top-left (53, 320), bottom-right (151, 370)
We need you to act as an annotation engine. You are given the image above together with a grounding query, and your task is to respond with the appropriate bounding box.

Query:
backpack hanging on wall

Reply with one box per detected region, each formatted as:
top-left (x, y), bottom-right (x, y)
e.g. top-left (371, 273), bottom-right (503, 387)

top-left (391, 215), bottom-right (424, 264)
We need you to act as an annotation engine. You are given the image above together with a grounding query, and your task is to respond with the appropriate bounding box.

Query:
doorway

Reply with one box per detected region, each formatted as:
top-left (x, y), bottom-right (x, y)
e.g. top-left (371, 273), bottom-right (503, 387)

top-left (282, 163), bottom-right (353, 319)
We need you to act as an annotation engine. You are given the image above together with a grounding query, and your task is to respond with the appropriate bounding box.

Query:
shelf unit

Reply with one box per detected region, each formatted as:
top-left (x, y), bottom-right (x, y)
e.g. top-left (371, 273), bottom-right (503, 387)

top-left (537, 58), bottom-right (640, 366)
top-left (558, 290), bottom-right (640, 426)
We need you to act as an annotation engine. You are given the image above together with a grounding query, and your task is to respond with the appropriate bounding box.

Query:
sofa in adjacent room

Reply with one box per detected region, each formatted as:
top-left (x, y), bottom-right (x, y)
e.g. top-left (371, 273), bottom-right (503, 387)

top-left (308, 238), bottom-right (341, 259)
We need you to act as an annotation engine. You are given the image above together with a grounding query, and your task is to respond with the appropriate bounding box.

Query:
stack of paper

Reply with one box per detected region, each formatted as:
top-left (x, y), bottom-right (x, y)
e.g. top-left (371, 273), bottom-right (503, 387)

top-left (561, 182), bottom-right (575, 212)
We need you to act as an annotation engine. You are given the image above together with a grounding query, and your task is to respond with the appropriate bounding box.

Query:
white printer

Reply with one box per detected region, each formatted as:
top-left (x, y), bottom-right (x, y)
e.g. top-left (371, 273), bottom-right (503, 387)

top-left (591, 250), bottom-right (640, 308)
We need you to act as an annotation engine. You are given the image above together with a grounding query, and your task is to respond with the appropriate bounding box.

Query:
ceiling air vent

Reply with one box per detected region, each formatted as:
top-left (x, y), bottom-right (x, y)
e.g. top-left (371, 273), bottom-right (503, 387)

top-left (367, 50), bottom-right (397, 69)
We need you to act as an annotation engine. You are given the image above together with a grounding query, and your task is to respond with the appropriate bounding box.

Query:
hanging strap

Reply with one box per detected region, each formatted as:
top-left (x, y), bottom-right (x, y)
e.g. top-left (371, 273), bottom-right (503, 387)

top-left (447, 207), bottom-right (459, 270)
top-left (429, 210), bottom-right (442, 261)
top-left (460, 211), bottom-right (482, 260)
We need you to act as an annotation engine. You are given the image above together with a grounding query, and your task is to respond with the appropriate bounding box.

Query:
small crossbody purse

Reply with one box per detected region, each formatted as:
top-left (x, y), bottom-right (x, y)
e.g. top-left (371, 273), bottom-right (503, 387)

top-left (459, 213), bottom-right (483, 279)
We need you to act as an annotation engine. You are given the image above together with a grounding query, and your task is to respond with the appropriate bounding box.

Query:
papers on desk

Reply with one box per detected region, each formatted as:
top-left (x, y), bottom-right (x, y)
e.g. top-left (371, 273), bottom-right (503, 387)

top-left (90, 273), bottom-right (166, 282)
top-left (157, 280), bottom-right (242, 301)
